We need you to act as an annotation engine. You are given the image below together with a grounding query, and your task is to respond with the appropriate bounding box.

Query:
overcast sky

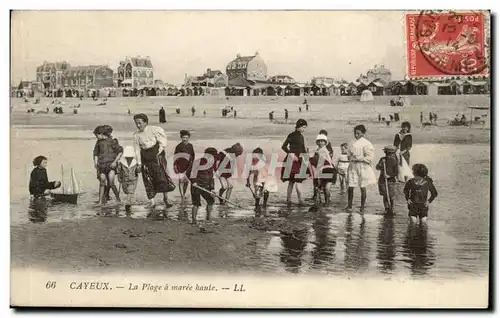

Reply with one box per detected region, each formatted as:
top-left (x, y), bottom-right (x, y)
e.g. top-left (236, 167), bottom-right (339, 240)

top-left (11, 11), bottom-right (407, 85)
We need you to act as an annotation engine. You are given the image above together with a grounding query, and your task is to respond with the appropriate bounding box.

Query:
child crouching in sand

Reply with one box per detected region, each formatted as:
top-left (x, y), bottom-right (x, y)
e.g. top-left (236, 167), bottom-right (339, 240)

top-left (189, 147), bottom-right (219, 224)
top-left (403, 163), bottom-right (438, 225)
top-left (116, 146), bottom-right (139, 214)
top-left (375, 145), bottom-right (399, 215)
top-left (246, 147), bottom-right (278, 216)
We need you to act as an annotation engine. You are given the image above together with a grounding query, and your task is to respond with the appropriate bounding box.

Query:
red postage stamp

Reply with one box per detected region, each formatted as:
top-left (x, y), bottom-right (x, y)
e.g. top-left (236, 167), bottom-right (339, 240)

top-left (406, 10), bottom-right (489, 78)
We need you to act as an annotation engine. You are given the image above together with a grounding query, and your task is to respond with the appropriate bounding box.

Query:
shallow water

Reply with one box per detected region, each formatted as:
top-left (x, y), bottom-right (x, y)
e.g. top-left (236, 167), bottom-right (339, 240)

top-left (10, 97), bottom-right (490, 278)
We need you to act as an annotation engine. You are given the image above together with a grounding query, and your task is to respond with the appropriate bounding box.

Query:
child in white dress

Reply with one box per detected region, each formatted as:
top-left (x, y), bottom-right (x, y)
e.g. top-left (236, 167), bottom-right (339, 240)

top-left (345, 125), bottom-right (377, 214)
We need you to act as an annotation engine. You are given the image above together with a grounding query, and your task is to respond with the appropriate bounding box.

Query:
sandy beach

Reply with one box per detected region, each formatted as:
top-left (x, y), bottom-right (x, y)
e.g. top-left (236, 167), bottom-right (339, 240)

top-left (10, 95), bottom-right (490, 277)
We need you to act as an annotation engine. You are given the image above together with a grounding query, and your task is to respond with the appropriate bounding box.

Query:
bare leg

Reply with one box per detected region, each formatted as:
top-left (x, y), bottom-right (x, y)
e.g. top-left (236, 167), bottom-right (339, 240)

top-left (345, 187), bottom-right (354, 210)
top-left (323, 183), bottom-right (331, 205)
top-left (163, 192), bottom-right (172, 207)
top-left (179, 180), bottom-right (185, 204)
top-left (382, 195), bottom-right (389, 212)
top-left (182, 181), bottom-right (189, 201)
top-left (295, 183), bottom-right (304, 205)
top-left (263, 191), bottom-right (269, 207)
top-left (420, 216), bottom-right (428, 225)
top-left (191, 206), bottom-right (199, 224)
top-left (206, 204), bottom-right (213, 221)
top-left (410, 216), bottom-right (418, 224)
top-left (98, 173), bottom-right (107, 205)
top-left (107, 170), bottom-right (120, 203)
top-left (219, 178), bottom-right (227, 204)
top-left (286, 182), bottom-right (294, 205)
top-left (360, 187), bottom-right (367, 213)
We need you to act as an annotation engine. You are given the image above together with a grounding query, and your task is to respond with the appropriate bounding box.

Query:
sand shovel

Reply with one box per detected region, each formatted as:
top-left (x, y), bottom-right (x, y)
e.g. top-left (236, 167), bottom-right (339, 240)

top-left (382, 159), bottom-right (392, 211)
top-left (193, 184), bottom-right (245, 209)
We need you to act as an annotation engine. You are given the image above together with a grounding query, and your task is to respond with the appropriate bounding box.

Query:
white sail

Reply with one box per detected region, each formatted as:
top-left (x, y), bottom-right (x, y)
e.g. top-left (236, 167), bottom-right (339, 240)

top-left (61, 164), bottom-right (66, 194)
top-left (70, 168), bottom-right (80, 194)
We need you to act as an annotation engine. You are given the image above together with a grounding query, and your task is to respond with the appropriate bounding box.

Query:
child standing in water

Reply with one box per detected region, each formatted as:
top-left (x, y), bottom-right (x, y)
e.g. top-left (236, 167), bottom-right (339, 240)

top-left (215, 142), bottom-right (244, 205)
top-left (246, 147), bottom-right (278, 215)
top-left (281, 119), bottom-right (309, 206)
top-left (345, 125), bottom-right (377, 214)
top-left (174, 130), bottom-right (195, 205)
top-left (404, 163), bottom-right (438, 225)
top-left (93, 125), bottom-right (123, 205)
top-left (188, 147), bottom-right (218, 224)
top-left (336, 143), bottom-right (350, 193)
top-left (28, 156), bottom-right (61, 221)
top-left (375, 146), bottom-right (399, 215)
top-left (116, 146), bottom-right (139, 214)
top-left (310, 134), bottom-right (335, 206)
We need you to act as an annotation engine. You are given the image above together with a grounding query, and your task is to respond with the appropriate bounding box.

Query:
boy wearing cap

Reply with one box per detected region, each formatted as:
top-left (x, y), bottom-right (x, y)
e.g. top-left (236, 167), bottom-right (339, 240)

top-left (116, 145), bottom-right (140, 214)
top-left (375, 145), bottom-right (399, 214)
top-left (188, 147), bottom-right (218, 224)
top-left (310, 134), bottom-right (335, 206)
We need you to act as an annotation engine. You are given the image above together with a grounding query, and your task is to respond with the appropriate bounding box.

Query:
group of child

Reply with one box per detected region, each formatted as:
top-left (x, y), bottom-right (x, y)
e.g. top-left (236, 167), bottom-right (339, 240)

top-left (28, 116), bottom-right (438, 225)
top-left (280, 119), bottom-right (438, 224)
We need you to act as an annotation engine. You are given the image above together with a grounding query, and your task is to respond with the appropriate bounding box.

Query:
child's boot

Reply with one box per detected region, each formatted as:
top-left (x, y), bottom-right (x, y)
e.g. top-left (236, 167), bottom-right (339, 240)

top-left (125, 204), bottom-right (132, 214)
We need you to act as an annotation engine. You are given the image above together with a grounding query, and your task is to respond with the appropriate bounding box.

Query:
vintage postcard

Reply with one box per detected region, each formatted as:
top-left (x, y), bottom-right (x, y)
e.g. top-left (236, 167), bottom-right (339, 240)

top-left (10, 10), bottom-right (491, 308)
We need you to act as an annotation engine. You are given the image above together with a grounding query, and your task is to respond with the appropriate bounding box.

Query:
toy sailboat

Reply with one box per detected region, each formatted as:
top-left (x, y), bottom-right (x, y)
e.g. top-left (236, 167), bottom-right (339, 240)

top-left (51, 165), bottom-right (82, 204)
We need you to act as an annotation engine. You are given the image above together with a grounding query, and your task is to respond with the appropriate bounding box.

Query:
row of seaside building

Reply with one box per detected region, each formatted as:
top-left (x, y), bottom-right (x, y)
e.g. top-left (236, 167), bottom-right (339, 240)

top-left (13, 52), bottom-right (490, 98)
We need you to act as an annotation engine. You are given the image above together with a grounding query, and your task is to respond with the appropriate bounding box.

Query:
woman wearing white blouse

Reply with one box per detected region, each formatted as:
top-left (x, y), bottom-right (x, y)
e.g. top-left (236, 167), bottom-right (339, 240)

top-left (133, 113), bottom-right (173, 209)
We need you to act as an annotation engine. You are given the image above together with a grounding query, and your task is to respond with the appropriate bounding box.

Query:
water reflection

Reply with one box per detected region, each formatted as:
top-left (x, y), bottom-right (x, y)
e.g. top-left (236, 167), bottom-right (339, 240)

top-left (311, 212), bottom-right (336, 270)
top-left (402, 224), bottom-right (436, 276)
top-left (344, 214), bottom-right (369, 273)
top-left (376, 216), bottom-right (396, 274)
top-left (27, 197), bottom-right (48, 223)
top-left (279, 228), bottom-right (309, 274)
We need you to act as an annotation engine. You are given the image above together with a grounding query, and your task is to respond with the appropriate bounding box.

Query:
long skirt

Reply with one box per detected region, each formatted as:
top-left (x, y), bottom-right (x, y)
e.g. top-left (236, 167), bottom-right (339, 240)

top-left (141, 143), bottom-right (175, 199)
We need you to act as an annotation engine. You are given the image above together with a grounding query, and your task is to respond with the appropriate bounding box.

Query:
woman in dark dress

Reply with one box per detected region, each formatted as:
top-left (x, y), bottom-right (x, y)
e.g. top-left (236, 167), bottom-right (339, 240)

top-left (393, 121), bottom-right (413, 182)
top-left (281, 119), bottom-right (309, 206)
top-left (159, 106), bottom-right (166, 123)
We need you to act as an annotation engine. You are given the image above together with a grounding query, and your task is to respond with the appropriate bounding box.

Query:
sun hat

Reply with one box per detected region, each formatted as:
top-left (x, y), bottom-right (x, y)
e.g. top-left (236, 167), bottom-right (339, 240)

top-left (123, 146), bottom-right (135, 157)
top-left (316, 134), bottom-right (328, 142)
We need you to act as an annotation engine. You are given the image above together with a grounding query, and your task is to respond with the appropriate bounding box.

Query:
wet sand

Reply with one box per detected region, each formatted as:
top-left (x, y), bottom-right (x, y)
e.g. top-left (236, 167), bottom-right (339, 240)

top-left (10, 96), bottom-right (490, 277)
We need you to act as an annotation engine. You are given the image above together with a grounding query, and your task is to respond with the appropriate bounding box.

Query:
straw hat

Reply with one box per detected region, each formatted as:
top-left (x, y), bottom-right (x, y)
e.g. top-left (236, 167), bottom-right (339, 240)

top-left (123, 146), bottom-right (135, 157)
top-left (316, 134), bottom-right (328, 142)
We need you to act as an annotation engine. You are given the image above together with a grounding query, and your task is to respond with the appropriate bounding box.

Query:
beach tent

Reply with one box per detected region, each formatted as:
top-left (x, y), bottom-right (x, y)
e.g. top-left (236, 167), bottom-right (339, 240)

top-left (468, 106), bottom-right (490, 129)
top-left (359, 89), bottom-right (374, 102)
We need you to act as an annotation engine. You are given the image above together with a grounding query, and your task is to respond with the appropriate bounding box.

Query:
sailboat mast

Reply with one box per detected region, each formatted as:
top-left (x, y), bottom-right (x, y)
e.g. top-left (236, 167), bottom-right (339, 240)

top-left (61, 164), bottom-right (65, 194)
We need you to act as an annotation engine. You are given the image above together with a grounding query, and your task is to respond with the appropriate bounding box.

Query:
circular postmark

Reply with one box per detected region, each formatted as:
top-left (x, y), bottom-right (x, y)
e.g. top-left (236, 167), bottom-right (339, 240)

top-left (415, 10), bottom-right (488, 76)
